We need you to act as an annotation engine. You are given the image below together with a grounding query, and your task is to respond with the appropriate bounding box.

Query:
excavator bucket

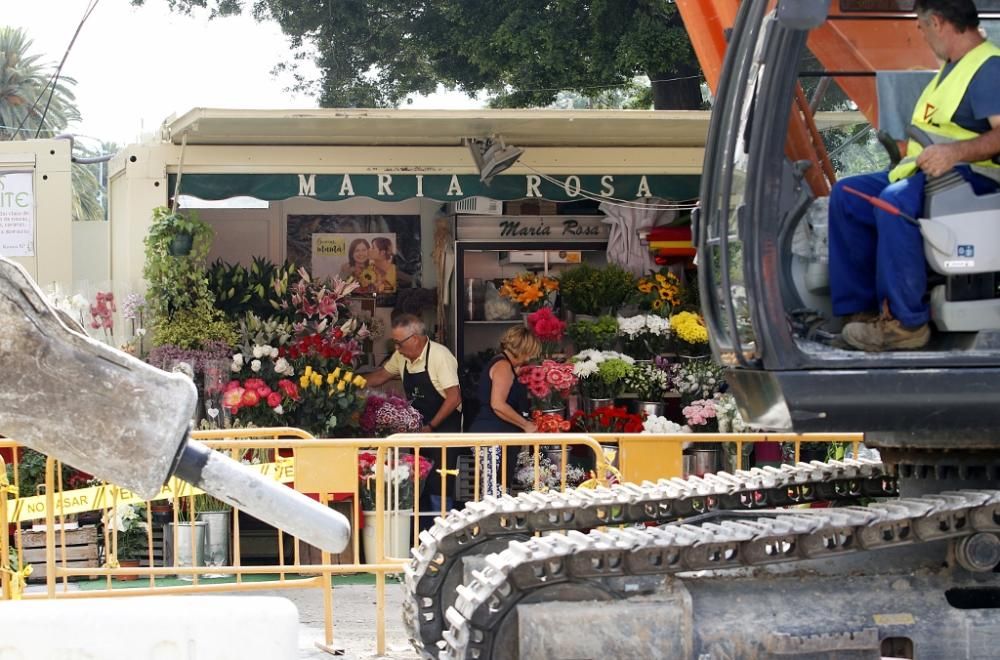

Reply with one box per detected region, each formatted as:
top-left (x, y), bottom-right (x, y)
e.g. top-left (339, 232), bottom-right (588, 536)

top-left (0, 256), bottom-right (350, 553)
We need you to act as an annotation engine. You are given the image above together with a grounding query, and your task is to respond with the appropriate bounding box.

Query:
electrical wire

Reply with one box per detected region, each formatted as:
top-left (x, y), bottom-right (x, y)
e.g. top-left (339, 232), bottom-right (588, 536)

top-left (8, 0), bottom-right (101, 141)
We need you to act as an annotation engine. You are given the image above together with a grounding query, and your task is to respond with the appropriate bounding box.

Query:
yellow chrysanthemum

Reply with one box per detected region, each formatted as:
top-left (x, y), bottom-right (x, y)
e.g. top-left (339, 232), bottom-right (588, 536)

top-left (671, 311), bottom-right (709, 344)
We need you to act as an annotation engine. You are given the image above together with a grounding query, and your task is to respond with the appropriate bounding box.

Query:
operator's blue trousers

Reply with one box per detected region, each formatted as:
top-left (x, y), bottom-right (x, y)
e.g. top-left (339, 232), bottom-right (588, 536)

top-left (829, 167), bottom-right (998, 328)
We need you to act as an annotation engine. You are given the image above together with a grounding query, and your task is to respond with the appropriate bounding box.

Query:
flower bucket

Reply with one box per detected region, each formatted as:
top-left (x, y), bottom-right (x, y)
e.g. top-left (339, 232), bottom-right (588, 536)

top-left (691, 448), bottom-right (718, 477)
top-left (631, 400), bottom-right (666, 418)
top-left (198, 510), bottom-right (232, 575)
top-left (362, 509), bottom-right (412, 563)
top-left (164, 521), bottom-right (206, 578)
top-left (580, 397), bottom-right (614, 414)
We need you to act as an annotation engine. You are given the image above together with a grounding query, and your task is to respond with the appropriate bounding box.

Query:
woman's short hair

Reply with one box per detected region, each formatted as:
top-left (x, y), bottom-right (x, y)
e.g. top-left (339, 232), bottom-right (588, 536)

top-left (372, 236), bottom-right (393, 255)
top-left (499, 325), bottom-right (541, 362)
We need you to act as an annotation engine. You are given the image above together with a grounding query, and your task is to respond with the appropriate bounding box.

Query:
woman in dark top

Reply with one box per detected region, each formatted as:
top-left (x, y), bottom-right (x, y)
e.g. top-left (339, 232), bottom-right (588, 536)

top-left (469, 325), bottom-right (541, 498)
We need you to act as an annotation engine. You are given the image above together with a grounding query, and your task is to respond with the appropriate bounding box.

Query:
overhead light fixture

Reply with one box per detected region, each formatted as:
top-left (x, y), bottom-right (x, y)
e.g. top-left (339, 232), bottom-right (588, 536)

top-left (467, 136), bottom-right (524, 185)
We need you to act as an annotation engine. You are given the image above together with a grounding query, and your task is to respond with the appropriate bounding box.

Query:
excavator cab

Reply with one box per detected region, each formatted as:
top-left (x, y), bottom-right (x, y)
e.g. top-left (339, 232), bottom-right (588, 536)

top-left (694, 0), bottom-right (1000, 449)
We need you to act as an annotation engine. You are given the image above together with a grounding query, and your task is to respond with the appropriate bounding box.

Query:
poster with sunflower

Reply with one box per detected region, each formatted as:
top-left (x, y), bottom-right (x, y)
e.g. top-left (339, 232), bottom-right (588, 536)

top-left (287, 215), bottom-right (421, 306)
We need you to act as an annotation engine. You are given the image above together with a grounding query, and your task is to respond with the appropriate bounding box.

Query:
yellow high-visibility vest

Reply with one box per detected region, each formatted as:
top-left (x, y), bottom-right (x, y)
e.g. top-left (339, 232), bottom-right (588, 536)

top-left (889, 40), bottom-right (1000, 182)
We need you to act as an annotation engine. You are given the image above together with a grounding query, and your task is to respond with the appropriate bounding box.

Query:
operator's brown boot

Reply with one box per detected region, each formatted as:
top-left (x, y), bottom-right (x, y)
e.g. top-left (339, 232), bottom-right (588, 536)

top-left (845, 311), bottom-right (878, 324)
top-left (841, 304), bottom-right (930, 352)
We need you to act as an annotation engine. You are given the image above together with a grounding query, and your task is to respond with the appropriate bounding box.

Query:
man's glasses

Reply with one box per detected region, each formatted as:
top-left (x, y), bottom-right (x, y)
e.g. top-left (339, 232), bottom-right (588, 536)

top-left (392, 333), bottom-right (415, 348)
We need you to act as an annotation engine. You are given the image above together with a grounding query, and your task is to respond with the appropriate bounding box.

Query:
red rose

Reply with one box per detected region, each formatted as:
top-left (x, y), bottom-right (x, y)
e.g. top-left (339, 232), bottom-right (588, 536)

top-left (267, 392), bottom-right (282, 408)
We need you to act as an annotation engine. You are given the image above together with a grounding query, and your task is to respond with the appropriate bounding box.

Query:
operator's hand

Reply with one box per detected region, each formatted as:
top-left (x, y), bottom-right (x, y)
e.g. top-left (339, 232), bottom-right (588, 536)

top-left (522, 422), bottom-right (538, 434)
top-left (420, 424), bottom-right (434, 434)
top-left (916, 142), bottom-right (962, 178)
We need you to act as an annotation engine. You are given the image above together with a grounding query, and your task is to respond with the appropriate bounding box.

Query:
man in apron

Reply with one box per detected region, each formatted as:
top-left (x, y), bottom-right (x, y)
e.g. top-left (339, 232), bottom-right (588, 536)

top-left (365, 314), bottom-right (463, 518)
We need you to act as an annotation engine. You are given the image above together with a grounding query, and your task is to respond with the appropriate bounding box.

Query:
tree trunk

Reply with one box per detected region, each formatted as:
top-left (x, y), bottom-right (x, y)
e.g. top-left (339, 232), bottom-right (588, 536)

top-left (650, 61), bottom-right (703, 110)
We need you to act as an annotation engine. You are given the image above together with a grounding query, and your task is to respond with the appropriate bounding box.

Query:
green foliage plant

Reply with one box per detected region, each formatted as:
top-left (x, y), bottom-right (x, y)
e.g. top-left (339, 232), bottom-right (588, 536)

top-left (559, 264), bottom-right (603, 316)
top-left (567, 315), bottom-right (619, 351)
top-left (144, 207), bottom-right (234, 349)
top-left (597, 265), bottom-right (637, 314)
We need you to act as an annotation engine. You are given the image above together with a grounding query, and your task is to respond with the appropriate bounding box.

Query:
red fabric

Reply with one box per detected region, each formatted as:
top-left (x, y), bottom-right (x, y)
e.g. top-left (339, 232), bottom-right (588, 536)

top-left (648, 226), bottom-right (692, 242)
top-left (754, 442), bottom-right (783, 462)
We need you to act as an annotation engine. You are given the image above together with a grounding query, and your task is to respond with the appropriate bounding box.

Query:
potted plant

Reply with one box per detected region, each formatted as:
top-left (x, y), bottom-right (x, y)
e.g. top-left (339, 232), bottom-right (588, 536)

top-left (104, 503), bottom-right (147, 580)
top-left (571, 350), bottom-right (635, 412)
top-left (617, 314), bottom-right (672, 358)
top-left (558, 264), bottom-right (603, 317)
top-left (634, 268), bottom-right (684, 317)
top-left (623, 362), bottom-right (672, 417)
top-left (669, 311), bottom-right (711, 358)
top-left (567, 315), bottom-right (619, 352)
top-left (516, 360), bottom-right (577, 413)
top-left (146, 206), bottom-right (211, 257)
top-left (596, 265), bottom-right (637, 315)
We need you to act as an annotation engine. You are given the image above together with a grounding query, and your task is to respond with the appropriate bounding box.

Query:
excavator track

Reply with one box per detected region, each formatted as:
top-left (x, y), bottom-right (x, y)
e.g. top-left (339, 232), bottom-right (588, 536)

top-left (441, 489), bottom-right (1000, 659)
top-left (403, 459), bottom-right (896, 655)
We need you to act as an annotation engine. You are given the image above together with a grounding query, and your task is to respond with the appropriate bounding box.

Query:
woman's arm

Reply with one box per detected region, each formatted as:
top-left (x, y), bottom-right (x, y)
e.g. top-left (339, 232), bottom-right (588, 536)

top-left (489, 361), bottom-right (536, 432)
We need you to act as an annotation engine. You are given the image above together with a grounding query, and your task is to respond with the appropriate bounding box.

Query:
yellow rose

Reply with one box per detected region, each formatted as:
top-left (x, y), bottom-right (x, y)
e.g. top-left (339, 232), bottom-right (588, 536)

top-left (299, 375), bottom-right (309, 389)
top-left (331, 367), bottom-right (341, 380)
top-left (311, 373), bottom-right (322, 387)
top-left (352, 375), bottom-right (367, 388)
top-left (343, 371), bottom-right (354, 382)
top-left (326, 373), bottom-right (336, 385)
top-left (304, 365), bottom-right (313, 378)
top-left (337, 380), bottom-right (346, 392)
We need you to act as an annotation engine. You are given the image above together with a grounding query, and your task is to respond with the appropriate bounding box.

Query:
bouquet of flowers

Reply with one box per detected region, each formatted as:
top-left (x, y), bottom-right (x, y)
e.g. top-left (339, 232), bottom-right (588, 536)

top-left (513, 449), bottom-right (587, 491)
top-left (635, 269), bottom-right (682, 316)
top-left (642, 415), bottom-right (689, 434)
top-left (617, 314), bottom-right (671, 357)
top-left (571, 350), bottom-right (635, 400)
top-left (713, 393), bottom-right (752, 433)
top-left (223, 377), bottom-right (300, 427)
top-left (292, 365), bottom-right (368, 436)
top-left (670, 311), bottom-right (710, 355)
top-left (499, 272), bottom-right (559, 312)
top-left (357, 450), bottom-right (434, 510)
top-left (517, 359), bottom-right (577, 411)
top-left (567, 315), bottom-right (618, 351)
top-left (623, 362), bottom-right (672, 402)
top-left (571, 405), bottom-right (644, 433)
top-left (360, 394), bottom-right (424, 437)
top-left (668, 358), bottom-right (725, 403)
top-left (532, 409), bottom-right (571, 433)
top-left (682, 398), bottom-right (719, 432)
top-left (526, 307), bottom-right (566, 355)
top-left (285, 267), bottom-right (360, 335)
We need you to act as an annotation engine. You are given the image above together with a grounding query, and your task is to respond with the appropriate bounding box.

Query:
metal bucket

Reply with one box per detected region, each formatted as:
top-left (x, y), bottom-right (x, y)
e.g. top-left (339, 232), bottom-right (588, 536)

top-left (164, 521), bottom-right (206, 578)
top-left (580, 397), bottom-right (615, 414)
top-left (630, 400), bottom-right (665, 418)
top-left (691, 449), bottom-right (718, 477)
top-left (199, 510), bottom-right (232, 570)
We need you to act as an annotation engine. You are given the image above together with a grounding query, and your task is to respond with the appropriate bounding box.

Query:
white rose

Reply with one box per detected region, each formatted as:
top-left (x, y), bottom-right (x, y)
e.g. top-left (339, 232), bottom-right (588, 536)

top-left (274, 405), bottom-right (284, 415)
top-left (275, 357), bottom-right (291, 375)
top-left (268, 345), bottom-right (279, 358)
top-left (252, 345), bottom-right (264, 359)
top-left (250, 359), bottom-right (262, 372)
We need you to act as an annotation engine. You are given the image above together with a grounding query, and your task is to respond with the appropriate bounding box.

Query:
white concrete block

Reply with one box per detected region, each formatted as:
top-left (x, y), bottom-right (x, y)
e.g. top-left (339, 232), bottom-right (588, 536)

top-left (0, 596), bottom-right (298, 659)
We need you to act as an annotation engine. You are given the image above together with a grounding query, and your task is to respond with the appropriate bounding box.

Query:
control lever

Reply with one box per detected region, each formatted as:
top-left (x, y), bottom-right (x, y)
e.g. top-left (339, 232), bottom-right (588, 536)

top-left (0, 257), bottom-right (349, 553)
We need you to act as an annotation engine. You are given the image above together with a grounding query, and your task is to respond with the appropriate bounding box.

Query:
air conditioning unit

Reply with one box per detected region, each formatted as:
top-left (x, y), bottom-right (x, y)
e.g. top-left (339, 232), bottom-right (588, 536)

top-left (449, 196), bottom-right (503, 216)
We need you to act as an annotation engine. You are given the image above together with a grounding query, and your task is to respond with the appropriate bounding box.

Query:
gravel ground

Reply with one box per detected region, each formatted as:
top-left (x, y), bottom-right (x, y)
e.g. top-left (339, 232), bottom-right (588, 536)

top-left (262, 582), bottom-right (421, 660)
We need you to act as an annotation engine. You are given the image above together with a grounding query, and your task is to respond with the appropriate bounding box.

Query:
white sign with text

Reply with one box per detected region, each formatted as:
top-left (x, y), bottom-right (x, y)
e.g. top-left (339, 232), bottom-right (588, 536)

top-left (0, 171), bottom-right (34, 257)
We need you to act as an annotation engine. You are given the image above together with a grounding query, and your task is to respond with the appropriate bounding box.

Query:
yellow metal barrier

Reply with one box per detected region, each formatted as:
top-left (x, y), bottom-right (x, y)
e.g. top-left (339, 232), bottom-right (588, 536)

top-left (0, 430), bottom-right (865, 655)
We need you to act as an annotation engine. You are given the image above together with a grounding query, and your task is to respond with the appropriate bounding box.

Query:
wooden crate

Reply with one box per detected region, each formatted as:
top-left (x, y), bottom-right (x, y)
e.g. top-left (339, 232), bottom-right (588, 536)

top-left (295, 500), bottom-right (356, 566)
top-left (19, 525), bottom-right (99, 581)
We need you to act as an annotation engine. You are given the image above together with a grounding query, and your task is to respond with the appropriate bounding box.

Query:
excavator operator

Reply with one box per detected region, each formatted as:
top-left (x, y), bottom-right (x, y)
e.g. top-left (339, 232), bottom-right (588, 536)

top-left (828, 0), bottom-right (1000, 352)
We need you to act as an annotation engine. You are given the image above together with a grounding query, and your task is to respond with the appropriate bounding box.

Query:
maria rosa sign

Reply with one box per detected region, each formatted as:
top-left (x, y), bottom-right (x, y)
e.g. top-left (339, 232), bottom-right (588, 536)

top-left (170, 173), bottom-right (700, 203)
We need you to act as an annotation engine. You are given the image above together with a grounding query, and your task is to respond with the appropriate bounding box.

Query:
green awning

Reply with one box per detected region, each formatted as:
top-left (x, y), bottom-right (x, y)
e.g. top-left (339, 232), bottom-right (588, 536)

top-left (170, 173), bottom-right (700, 203)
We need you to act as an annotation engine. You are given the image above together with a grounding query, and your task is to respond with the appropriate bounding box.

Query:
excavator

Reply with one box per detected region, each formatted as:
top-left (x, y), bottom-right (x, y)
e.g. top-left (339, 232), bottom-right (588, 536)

top-left (400, 2), bottom-right (1000, 658)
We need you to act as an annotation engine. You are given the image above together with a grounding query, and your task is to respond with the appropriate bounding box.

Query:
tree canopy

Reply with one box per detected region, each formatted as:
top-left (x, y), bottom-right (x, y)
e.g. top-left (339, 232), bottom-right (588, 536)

top-left (131, 0), bottom-right (702, 109)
